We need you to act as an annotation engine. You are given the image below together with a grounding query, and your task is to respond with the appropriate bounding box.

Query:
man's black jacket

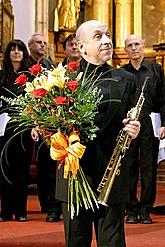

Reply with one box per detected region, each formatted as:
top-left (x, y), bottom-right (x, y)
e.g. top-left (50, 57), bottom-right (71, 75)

top-left (55, 59), bottom-right (137, 205)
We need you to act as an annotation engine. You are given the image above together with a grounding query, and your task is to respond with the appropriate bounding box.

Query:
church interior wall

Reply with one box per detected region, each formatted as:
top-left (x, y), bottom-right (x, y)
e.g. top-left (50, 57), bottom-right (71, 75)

top-left (12, 0), bottom-right (35, 47)
top-left (0, 0), bottom-right (164, 69)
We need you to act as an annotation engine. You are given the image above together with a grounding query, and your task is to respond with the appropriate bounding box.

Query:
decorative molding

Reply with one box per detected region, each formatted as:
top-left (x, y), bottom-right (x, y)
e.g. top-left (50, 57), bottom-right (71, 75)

top-left (0, 0), bottom-right (14, 67)
top-left (133, 0), bottom-right (142, 36)
top-left (3, 0), bottom-right (13, 12)
top-left (0, 0), bottom-right (14, 51)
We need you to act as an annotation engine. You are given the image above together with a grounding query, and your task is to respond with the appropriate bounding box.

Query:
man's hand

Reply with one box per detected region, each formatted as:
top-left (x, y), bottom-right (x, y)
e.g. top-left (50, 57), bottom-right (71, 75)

top-left (122, 118), bottom-right (141, 139)
top-left (159, 126), bottom-right (165, 140)
top-left (31, 128), bottom-right (39, 142)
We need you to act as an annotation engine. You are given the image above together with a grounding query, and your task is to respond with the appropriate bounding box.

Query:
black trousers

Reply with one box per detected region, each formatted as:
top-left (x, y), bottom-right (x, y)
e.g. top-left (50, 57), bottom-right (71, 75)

top-left (126, 116), bottom-right (159, 215)
top-left (35, 140), bottom-right (62, 214)
top-left (0, 129), bottom-right (32, 217)
top-left (62, 202), bottom-right (126, 247)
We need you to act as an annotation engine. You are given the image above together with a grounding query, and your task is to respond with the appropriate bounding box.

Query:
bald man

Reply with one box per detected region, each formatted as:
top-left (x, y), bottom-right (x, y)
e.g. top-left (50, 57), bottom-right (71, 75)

top-left (55, 20), bottom-right (141, 247)
top-left (123, 35), bottom-right (165, 224)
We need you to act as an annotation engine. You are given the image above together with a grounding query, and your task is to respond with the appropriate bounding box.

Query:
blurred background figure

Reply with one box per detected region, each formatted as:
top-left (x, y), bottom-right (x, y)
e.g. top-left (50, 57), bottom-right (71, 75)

top-left (28, 33), bottom-right (62, 222)
top-left (123, 34), bottom-right (165, 224)
top-left (28, 33), bottom-right (53, 69)
top-left (0, 39), bottom-right (32, 222)
top-left (59, 33), bottom-right (81, 67)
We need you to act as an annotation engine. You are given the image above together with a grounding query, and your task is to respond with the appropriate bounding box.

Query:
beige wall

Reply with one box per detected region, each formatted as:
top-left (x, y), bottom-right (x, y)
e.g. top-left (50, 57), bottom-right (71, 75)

top-left (12, 0), bottom-right (35, 46)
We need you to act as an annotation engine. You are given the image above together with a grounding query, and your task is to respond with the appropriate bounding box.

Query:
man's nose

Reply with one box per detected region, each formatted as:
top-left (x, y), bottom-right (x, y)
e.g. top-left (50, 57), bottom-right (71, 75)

top-left (72, 44), bottom-right (77, 49)
top-left (131, 44), bottom-right (136, 49)
top-left (102, 34), bottom-right (112, 45)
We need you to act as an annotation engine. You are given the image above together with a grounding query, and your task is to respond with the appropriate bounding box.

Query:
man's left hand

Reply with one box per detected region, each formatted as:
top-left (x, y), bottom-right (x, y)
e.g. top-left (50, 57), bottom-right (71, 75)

top-left (122, 118), bottom-right (141, 139)
top-left (159, 126), bottom-right (165, 140)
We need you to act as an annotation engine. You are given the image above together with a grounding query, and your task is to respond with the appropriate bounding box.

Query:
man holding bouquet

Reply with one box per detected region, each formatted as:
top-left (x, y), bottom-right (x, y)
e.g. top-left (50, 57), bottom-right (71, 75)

top-left (55, 20), bottom-right (141, 247)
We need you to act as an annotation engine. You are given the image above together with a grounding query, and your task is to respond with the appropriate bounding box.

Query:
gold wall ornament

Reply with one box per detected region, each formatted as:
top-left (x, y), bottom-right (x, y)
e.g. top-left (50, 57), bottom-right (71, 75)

top-left (55, 0), bottom-right (80, 31)
top-left (114, 0), bottom-right (132, 49)
top-left (153, 44), bottom-right (165, 72)
top-left (92, 0), bottom-right (110, 27)
top-left (142, 0), bottom-right (165, 48)
top-left (2, 0), bottom-right (12, 11)
top-left (133, 0), bottom-right (142, 37)
top-left (0, 0), bottom-right (14, 67)
top-left (84, 0), bottom-right (93, 21)
top-left (156, 53), bottom-right (165, 72)
top-left (0, 0), bottom-right (14, 62)
top-left (84, 0), bottom-right (92, 5)
top-left (157, 17), bottom-right (165, 44)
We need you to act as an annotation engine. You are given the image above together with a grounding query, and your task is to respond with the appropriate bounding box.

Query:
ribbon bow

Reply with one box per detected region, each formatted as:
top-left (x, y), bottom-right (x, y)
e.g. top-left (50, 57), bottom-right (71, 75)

top-left (50, 131), bottom-right (86, 178)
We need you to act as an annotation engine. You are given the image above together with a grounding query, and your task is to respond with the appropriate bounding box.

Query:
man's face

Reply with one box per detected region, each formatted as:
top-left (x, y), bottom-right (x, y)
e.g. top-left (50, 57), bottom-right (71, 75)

top-left (65, 38), bottom-right (80, 60)
top-left (29, 35), bottom-right (47, 57)
top-left (125, 35), bottom-right (144, 61)
top-left (78, 22), bottom-right (113, 65)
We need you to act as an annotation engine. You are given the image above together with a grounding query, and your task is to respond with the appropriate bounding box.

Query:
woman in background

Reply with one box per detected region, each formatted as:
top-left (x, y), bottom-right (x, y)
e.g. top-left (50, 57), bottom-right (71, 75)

top-left (0, 39), bottom-right (32, 221)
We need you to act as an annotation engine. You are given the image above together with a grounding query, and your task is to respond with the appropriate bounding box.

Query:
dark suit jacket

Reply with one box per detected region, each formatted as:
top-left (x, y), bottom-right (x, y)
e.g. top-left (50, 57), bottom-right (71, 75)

top-left (55, 59), bottom-right (137, 205)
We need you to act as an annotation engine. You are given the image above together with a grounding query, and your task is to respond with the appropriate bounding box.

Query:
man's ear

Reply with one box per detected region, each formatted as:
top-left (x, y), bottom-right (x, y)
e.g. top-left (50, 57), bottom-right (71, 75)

top-left (28, 44), bottom-right (32, 50)
top-left (77, 41), bottom-right (85, 54)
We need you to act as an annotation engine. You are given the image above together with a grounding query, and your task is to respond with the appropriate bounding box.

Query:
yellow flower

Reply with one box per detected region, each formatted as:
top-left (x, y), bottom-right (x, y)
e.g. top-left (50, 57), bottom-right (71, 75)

top-left (49, 67), bottom-right (68, 89)
top-left (33, 74), bottom-right (47, 87)
top-left (40, 74), bottom-right (53, 92)
top-left (25, 82), bottom-right (35, 93)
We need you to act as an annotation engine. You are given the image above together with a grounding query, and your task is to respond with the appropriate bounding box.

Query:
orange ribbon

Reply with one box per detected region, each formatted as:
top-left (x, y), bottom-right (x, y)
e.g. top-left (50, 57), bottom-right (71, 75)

top-left (50, 131), bottom-right (86, 179)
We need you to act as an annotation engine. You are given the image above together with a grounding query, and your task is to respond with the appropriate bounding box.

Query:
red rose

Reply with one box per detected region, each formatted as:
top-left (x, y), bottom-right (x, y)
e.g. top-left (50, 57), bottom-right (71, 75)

top-left (54, 96), bottom-right (67, 105)
top-left (66, 80), bottom-right (78, 91)
top-left (33, 88), bottom-right (48, 98)
top-left (14, 73), bottom-right (27, 85)
top-left (66, 61), bottom-right (79, 72)
top-left (29, 64), bottom-right (42, 75)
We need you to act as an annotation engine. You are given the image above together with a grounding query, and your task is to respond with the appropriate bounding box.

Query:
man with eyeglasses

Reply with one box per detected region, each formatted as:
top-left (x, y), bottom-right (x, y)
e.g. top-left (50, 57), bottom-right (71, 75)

top-left (123, 34), bottom-right (165, 224)
top-left (61, 33), bottom-right (81, 66)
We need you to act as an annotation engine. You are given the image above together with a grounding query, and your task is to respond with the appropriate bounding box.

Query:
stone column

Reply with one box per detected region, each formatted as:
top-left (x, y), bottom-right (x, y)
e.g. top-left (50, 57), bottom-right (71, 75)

top-left (114, 0), bottom-right (132, 48)
top-left (134, 0), bottom-right (142, 36)
top-left (35, 0), bottom-right (49, 42)
top-left (92, 0), bottom-right (110, 26)
top-left (35, 0), bottom-right (55, 60)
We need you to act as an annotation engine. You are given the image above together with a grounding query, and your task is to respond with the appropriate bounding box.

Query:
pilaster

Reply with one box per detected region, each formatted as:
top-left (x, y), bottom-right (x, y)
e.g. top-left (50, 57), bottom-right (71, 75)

top-left (114, 0), bottom-right (132, 49)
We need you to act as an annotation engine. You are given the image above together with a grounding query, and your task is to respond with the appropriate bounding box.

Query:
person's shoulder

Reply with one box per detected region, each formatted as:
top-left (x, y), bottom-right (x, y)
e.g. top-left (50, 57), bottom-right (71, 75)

top-left (62, 58), bottom-right (68, 67)
top-left (143, 59), bottom-right (162, 69)
top-left (0, 69), bottom-right (5, 80)
top-left (143, 60), bottom-right (164, 77)
top-left (111, 67), bottom-right (135, 80)
top-left (0, 69), bottom-right (5, 87)
top-left (28, 55), bottom-right (35, 65)
top-left (41, 58), bottom-right (54, 69)
top-left (120, 63), bottom-right (129, 69)
top-left (0, 69), bottom-right (4, 76)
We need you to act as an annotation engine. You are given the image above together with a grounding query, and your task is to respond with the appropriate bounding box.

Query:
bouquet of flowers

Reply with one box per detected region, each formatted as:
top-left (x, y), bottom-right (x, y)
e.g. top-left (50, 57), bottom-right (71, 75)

top-left (2, 61), bottom-right (103, 218)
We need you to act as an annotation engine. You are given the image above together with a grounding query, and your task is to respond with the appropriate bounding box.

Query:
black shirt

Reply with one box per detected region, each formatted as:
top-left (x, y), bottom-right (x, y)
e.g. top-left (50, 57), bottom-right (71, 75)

top-left (122, 59), bottom-right (165, 125)
top-left (28, 55), bottom-right (53, 69)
